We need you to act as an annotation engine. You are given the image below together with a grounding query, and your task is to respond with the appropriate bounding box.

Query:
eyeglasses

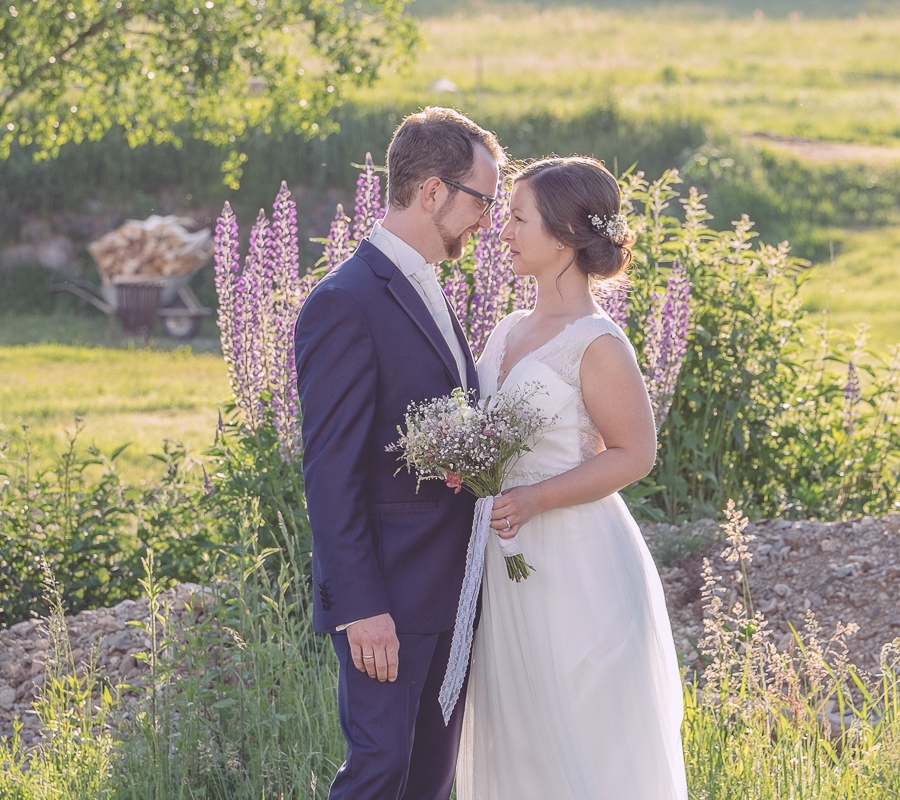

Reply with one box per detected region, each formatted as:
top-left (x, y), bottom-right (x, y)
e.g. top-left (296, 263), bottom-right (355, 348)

top-left (440, 178), bottom-right (496, 217)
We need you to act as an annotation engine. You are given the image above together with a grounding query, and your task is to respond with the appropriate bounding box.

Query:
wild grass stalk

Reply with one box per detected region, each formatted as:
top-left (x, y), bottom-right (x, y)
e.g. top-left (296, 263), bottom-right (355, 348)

top-left (114, 510), bottom-right (344, 799)
top-left (683, 503), bottom-right (900, 798)
top-left (0, 564), bottom-right (116, 799)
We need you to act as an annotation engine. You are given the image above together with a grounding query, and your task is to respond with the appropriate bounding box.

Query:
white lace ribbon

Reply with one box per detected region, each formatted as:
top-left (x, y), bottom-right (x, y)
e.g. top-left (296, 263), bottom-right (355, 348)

top-left (439, 495), bottom-right (494, 725)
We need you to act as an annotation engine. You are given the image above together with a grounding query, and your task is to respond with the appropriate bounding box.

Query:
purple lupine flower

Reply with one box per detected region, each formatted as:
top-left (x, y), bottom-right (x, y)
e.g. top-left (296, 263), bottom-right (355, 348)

top-left (352, 152), bottom-right (383, 246)
top-left (469, 185), bottom-right (513, 358)
top-left (842, 361), bottom-right (861, 436)
top-left (268, 181), bottom-right (302, 460)
top-left (322, 204), bottom-right (352, 272)
top-left (643, 259), bottom-right (691, 430)
top-left (232, 209), bottom-right (270, 430)
top-left (214, 202), bottom-right (242, 406)
top-left (443, 263), bottom-right (470, 331)
top-left (601, 282), bottom-right (629, 330)
top-left (510, 274), bottom-right (536, 313)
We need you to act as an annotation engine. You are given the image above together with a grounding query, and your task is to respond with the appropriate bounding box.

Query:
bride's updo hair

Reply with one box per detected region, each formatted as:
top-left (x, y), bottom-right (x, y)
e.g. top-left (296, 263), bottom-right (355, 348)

top-left (512, 156), bottom-right (635, 280)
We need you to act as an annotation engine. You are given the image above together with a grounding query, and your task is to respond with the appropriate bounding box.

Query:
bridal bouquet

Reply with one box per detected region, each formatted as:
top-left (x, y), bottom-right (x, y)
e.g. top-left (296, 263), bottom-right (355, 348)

top-left (387, 383), bottom-right (551, 723)
top-left (387, 383), bottom-right (549, 580)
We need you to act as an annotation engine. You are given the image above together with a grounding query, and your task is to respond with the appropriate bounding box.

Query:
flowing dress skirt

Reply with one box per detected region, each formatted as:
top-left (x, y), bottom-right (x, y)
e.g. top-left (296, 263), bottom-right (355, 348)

top-left (457, 490), bottom-right (688, 800)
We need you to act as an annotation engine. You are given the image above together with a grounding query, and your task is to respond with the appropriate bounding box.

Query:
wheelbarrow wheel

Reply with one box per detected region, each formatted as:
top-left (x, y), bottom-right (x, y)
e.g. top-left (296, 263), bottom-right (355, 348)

top-left (161, 297), bottom-right (203, 339)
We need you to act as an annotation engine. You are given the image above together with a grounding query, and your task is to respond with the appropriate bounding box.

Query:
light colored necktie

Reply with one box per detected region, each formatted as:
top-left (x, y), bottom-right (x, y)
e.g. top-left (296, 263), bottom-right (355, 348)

top-left (411, 266), bottom-right (467, 390)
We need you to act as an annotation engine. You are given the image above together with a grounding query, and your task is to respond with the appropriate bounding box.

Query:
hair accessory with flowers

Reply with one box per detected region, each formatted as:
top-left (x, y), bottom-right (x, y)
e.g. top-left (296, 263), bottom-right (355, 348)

top-left (589, 212), bottom-right (630, 246)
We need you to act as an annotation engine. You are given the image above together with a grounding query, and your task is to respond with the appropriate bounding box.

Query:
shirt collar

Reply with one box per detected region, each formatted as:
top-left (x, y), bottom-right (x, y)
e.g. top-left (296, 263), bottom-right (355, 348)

top-left (369, 220), bottom-right (430, 278)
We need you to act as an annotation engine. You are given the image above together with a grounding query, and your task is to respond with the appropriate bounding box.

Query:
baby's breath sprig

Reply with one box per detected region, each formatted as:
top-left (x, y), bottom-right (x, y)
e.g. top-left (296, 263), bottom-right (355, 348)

top-left (387, 382), bottom-right (551, 580)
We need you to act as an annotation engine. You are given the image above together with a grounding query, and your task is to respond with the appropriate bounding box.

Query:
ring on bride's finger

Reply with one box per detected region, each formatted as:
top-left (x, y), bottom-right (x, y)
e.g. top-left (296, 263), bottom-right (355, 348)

top-left (503, 517), bottom-right (511, 532)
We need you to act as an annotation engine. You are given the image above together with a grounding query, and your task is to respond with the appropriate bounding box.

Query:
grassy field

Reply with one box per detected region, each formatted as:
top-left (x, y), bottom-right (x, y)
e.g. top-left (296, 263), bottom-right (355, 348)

top-left (354, 7), bottom-right (900, 147)
top-left (0, 319), bottom-right (228, 482)
top-left (801, 227), bottom-right (900, 350)
top-left (3, 3), bottom-right (899, 474)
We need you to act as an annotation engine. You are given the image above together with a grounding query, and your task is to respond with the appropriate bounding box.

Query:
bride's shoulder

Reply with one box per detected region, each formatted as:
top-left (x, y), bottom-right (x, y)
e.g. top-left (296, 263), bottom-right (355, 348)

top-left (570, 310), bottom-right (636, 356)
top-left (500, 309), bottom-right (530, 327)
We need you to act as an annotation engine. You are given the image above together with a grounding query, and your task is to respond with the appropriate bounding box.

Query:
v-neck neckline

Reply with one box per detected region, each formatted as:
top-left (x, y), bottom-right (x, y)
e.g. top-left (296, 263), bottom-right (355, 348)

top-left (496, 310), bottom-right (599, 392)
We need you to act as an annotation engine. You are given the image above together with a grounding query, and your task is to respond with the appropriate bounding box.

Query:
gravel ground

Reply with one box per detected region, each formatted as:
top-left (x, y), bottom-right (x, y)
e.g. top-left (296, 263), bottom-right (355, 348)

top-left (3, 513), bottom-right (900, 748)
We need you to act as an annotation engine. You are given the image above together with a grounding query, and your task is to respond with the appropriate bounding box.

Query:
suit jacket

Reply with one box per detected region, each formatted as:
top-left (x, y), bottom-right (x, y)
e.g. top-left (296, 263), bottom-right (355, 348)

top-left (294, 239), bottom-right (479, 634)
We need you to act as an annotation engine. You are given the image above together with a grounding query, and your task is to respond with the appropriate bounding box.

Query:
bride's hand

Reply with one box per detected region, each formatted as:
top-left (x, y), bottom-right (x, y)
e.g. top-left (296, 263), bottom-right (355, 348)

top-left (490, 486), bottom-right (544, 539)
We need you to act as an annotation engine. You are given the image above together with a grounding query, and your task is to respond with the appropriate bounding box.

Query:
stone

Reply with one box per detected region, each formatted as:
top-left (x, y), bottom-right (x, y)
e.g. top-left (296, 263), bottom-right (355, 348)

top-left (833, 565), bottom-right (855, 579)
top-left (774, 583), bottom-right (792, 597)
top-left (0, 687), bottom-right (15, 710)
top-left (9, 620), bottom-right (35, 636)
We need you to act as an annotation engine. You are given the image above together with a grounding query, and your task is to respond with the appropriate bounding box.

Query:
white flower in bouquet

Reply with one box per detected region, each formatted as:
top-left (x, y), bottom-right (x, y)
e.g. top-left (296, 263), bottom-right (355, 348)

top-left (387, 383), bottom-right (551, 580)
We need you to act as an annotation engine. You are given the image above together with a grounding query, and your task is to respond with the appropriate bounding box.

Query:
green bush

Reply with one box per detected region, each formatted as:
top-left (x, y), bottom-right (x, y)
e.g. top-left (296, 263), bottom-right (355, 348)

top-left (681, 141), bottom-right (900, 260)
top-left (617, 171), bottom-right (900, 521)
top-left (0, 421), bottom-right (220, 626)
top-left (205, 413), bottom-right (312, 580)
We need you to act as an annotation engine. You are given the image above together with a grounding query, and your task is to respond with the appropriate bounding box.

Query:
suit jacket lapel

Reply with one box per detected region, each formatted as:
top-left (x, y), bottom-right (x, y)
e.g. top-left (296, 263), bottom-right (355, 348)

top-left (357, 241), bottom-right (464, 388)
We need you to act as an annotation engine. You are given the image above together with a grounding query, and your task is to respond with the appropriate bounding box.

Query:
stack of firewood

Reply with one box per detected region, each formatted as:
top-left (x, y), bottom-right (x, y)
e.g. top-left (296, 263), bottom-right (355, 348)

top-left (88, 215), bottom-right (213, 283)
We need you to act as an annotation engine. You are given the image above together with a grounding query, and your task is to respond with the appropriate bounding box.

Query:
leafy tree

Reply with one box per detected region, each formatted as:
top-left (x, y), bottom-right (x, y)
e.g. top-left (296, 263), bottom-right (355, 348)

top-left (0, 0), bottom-right (417, 186)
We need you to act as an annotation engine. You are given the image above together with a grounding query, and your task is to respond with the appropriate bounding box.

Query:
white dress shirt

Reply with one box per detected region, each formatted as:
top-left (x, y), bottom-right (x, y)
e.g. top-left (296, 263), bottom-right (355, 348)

top-left (369, 221), bottom-right (467, 391)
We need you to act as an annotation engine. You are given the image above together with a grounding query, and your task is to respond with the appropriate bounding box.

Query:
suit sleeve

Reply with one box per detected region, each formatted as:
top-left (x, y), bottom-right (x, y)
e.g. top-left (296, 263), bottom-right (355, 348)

top-left (294, 283), bottom-right (391, 629)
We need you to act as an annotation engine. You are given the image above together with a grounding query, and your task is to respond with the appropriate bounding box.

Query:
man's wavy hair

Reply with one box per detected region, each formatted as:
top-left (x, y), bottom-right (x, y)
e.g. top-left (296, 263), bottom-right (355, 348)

top-left (386, 107), bottom-right (505, 210)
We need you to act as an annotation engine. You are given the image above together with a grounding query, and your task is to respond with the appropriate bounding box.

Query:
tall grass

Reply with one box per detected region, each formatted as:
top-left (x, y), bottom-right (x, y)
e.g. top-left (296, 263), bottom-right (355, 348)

top-left (0, 518), bottom-right (345, 800)
top-left (5, 503), bottom-right (900, 797)
top-left (683, 501), bottom-right (900, 797)
top-left (114, 525), bottom-right (344, 799)
top-left (0, 566), bottom-right (117, 799)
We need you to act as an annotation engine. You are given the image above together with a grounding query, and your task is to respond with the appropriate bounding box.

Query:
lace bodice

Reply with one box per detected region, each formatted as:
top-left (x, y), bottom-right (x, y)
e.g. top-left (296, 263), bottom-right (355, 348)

top-left (477, 309), bottom-right (637, 488)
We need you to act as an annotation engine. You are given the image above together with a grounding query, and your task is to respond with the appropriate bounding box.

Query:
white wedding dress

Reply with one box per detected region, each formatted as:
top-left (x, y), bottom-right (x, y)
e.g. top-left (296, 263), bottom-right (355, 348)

top-left (456, 310), bottom-right (688, 800)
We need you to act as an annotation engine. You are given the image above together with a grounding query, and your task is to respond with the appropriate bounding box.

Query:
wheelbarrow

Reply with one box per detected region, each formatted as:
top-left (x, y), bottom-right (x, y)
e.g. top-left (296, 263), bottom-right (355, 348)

top-left (51, 271), bottom-right (211, 339)
top-left (51, 215), bottom-right (214, 340)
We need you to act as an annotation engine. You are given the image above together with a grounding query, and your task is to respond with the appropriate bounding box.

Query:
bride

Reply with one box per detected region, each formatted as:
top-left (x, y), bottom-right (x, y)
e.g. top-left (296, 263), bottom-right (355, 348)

top-left (456, 157), bottom-right (688, 799)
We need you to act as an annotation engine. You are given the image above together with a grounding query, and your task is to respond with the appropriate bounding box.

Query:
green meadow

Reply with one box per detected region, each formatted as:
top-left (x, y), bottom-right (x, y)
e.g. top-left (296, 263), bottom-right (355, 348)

top-left (0, 336), bottom-right (227, 481)
top-left (2, 1), bottom-right (899, 474)
top-left (356, 7), bottom-right (900, 146)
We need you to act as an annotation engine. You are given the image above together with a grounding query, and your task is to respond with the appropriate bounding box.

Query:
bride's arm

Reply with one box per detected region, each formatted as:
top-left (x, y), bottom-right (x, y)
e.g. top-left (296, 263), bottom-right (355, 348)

top-left (490, 334), bottom-right (657, 538)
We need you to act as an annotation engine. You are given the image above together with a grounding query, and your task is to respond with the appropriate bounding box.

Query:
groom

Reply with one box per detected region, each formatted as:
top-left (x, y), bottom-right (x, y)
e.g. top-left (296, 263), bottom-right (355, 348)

top-left (294, 108), bottom-right (504, 799)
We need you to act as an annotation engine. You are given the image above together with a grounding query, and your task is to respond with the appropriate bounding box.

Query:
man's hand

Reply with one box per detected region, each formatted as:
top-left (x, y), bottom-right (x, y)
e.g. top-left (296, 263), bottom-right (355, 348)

top-left (346, 613), bottom-right (400, 682)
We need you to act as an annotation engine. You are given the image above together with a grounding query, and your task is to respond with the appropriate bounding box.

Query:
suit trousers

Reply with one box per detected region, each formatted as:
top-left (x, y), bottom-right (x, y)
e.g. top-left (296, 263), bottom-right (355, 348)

top-left (329, 628), bottom-right (468, 800)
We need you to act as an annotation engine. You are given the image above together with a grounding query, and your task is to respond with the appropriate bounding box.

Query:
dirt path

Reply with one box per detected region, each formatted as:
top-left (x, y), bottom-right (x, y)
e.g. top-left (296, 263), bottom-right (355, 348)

top-left (745, 134), bottom-right (900, 164)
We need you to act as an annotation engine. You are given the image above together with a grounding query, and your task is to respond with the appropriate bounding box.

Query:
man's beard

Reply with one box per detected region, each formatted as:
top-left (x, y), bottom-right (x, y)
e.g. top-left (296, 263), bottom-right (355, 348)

top-left (435, 205), bottom-right (471, 261)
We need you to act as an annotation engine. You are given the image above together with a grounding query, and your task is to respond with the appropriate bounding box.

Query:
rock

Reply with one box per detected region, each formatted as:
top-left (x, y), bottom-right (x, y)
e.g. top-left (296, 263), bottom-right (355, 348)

top-left (774, 583), bottom-right (792, 597)
top-left (9, 620), bottom-right (36, 636)
top-left (833, 565), bottom-right (855, 579)
top-left (0, 687), bottom-right (15, 710)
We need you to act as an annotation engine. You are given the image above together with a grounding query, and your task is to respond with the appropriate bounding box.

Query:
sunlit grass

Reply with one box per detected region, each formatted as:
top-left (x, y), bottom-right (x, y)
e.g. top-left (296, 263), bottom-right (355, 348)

top-left (357, 8), bottom-right (900, 147)
top-left (0, 338), bottom-right (228, 481)
top-left (801, 227), bottom-right (900, 350)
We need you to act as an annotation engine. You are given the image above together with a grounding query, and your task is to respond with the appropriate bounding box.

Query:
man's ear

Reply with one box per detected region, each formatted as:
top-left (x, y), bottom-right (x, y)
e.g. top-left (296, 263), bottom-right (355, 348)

top-left (419, 176), bottom-right (443, 213)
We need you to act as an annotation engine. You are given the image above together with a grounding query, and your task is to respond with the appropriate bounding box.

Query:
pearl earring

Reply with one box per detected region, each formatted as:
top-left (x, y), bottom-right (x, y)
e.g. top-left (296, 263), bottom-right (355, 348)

top-left (555, 242), bottom-right (564, 250)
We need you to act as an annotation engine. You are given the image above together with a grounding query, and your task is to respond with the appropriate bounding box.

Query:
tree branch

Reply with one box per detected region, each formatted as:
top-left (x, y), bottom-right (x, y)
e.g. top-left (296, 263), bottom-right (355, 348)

top-left (0, 2), bottom-right (135, 119)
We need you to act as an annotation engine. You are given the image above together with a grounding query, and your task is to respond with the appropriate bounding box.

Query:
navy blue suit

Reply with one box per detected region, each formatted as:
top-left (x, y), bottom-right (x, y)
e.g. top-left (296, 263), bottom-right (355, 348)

top-left (294, 239), bottom-right (478, 799)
